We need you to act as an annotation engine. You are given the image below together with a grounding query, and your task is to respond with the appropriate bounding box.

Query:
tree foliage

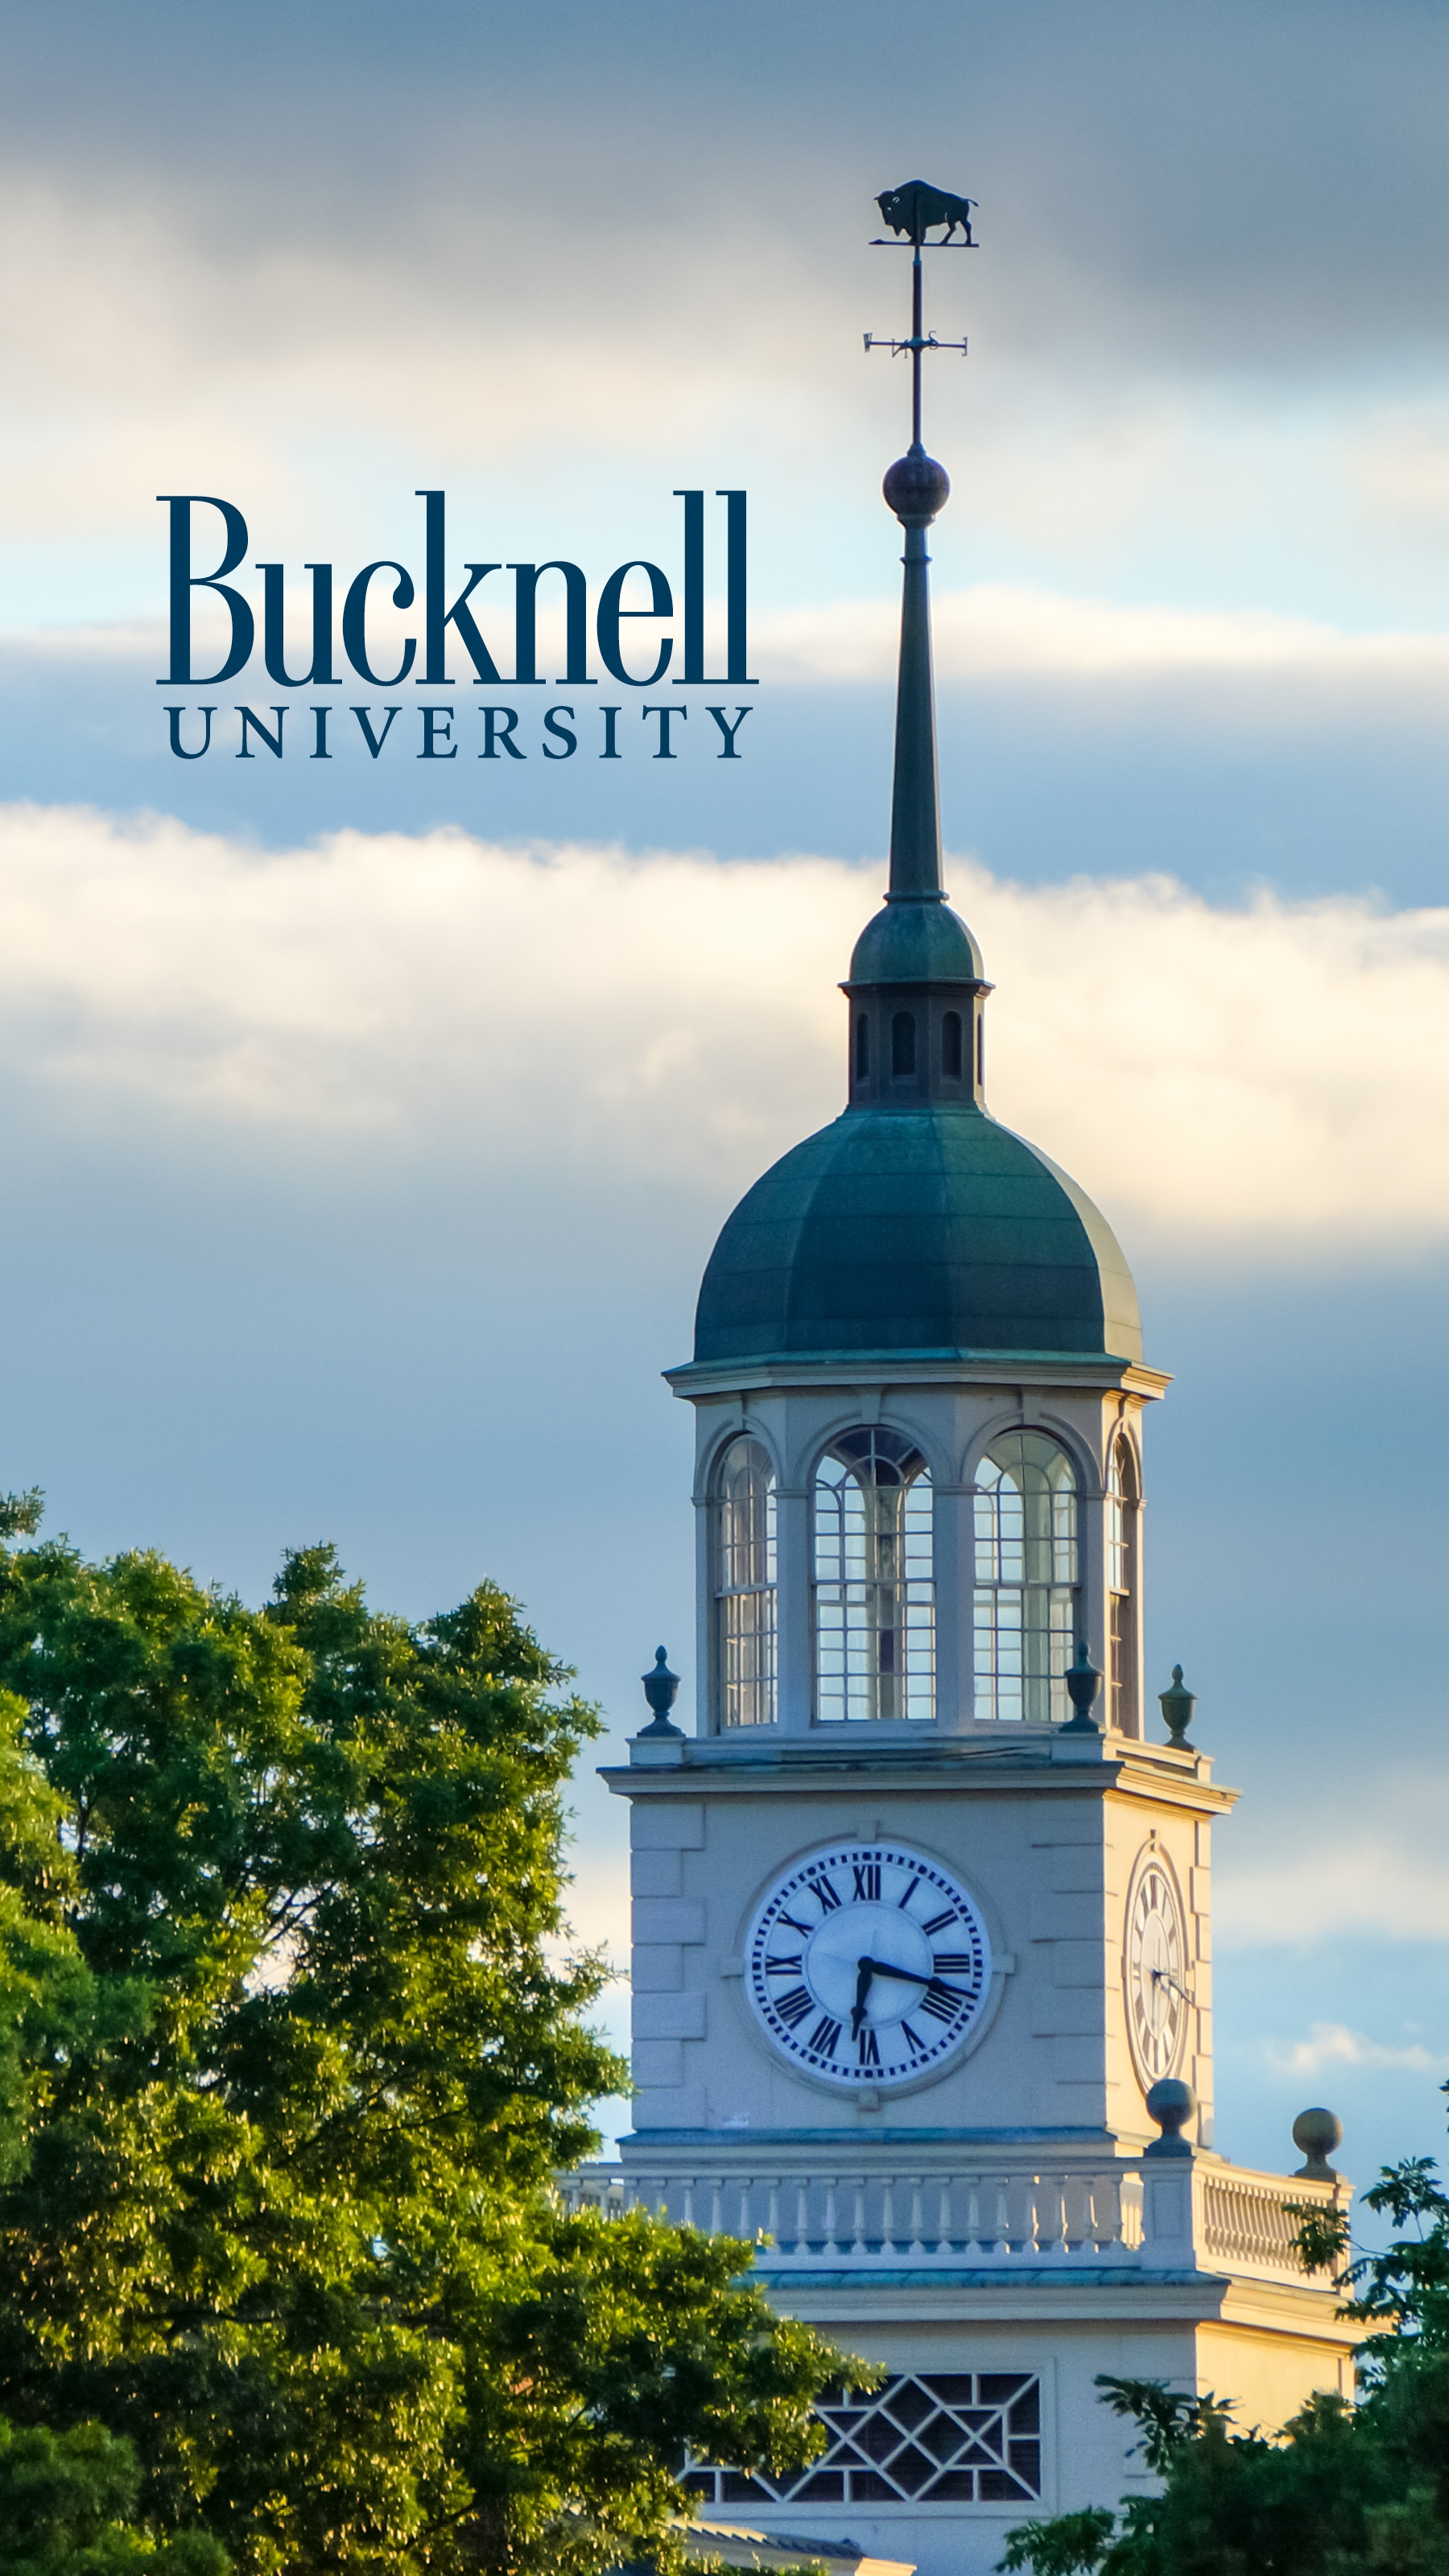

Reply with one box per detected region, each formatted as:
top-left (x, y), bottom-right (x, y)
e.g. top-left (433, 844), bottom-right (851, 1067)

top-left (1000, 2087), bottom-right (1449, 2576)
top-left (0, 1504), bottom-right (848, 2574)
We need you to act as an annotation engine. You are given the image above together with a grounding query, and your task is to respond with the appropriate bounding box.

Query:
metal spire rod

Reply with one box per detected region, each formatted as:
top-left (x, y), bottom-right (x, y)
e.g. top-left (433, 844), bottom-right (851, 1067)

top-left (865, 181), bottom-right (976, 905)
top-left (865, 178), bottom-right (975, 456)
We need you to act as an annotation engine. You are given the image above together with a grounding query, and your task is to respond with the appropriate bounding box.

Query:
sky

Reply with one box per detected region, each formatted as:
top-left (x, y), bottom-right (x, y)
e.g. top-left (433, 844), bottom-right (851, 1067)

top-left (0, 0), bottom-right (1447, 2211)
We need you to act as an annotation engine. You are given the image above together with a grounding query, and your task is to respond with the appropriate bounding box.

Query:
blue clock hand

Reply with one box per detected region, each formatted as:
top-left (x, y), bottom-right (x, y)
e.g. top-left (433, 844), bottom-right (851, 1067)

top-left (850, 1956), bottom-right (875, 2037)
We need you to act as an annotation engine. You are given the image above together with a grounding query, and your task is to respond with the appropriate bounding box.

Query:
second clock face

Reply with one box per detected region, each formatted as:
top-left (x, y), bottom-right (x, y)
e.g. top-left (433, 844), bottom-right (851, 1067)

top-left (745, 1843), bottom-right (993, 2091)
top-left (1125, 1852), bottom-right (1191, 2088)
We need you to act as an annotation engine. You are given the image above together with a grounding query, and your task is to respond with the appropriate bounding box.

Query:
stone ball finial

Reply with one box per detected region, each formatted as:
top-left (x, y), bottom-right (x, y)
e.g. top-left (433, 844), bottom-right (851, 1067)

top-left (883, 447), bottom-right (951, 526)
top-left (1292, 2107), bottom-right (1344, 2179)
top-left (1145, 2076), bottom-right (1197, 2157)
top-left (636, 1646), bottom-right (683, 1740)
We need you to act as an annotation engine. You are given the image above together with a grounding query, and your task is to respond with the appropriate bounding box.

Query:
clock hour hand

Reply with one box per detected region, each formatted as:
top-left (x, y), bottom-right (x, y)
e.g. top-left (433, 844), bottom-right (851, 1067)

top-left (850, 1956), bottom-right (875, 2038)
top-left (1151, 1967), bottom-right (1194, 2004)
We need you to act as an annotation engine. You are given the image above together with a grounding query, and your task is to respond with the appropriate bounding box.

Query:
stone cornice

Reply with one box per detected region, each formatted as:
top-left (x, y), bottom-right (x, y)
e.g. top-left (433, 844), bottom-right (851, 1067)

top-left (666, 1355), bottom-right (1173, 1402)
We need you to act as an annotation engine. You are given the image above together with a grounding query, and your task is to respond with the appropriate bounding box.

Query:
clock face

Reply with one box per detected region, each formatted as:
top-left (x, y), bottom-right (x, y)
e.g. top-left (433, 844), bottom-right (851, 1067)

top-left (745, 1843), bottom-right (992, 2092)
top-left (1125, 1851), bottom-right (1191, 2087)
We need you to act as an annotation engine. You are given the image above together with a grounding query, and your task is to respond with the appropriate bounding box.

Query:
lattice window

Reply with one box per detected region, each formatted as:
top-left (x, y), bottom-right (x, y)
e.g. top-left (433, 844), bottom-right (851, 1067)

top-left (1106, 1435), bottom-right (1138, 1733)
top-left (972, 1431), bottom-right (1077, 1724)
top-left (715, 1436), bottom-right (778, 1728)
top-left (812, 1429), bottom-right (935, 1723)
top-left (685, 2372), bottom-right (1041, 2509)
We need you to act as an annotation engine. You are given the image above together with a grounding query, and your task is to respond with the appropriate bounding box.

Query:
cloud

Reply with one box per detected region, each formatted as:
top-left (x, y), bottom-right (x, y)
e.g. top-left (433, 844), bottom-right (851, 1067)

top-left (1218, 1843), bottom-right (1449, 1946)
top-left (0, 805), bottom-right (1446, 1250)
top-left (759, 581), bottom-right (1449, 700)
top-left (1265, 2021), bottom-right (1439, 2079)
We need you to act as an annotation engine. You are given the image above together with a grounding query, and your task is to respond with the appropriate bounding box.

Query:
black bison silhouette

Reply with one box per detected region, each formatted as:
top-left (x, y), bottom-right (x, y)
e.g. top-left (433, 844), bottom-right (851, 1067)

top-left (877, 180), bottom-right (976, 245)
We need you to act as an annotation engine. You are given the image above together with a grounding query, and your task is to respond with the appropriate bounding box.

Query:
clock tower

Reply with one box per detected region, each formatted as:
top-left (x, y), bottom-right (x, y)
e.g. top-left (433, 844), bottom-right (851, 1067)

top-left (584, 196), bottom-right (1356, 2576)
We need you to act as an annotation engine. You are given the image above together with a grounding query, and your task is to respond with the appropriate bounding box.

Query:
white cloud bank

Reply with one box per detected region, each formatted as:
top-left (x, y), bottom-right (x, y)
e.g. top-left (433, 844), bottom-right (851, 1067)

top-left (1218, 1834), bottom-right (1449, 1948)
top-left (756, 582), bottom-right (1449, 696)
top-left (0, 804), bottom-right (1446, 1248)
top-left (1264, 2021), bottom-right (1438, 2080)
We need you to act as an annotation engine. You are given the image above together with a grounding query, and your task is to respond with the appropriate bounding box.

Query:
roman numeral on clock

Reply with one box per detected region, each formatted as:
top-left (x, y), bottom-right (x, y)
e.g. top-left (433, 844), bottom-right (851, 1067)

top-left (765, 1954), bottom-right (803, 1976)
top-left (804, 1874), bottom-right (841, 1913)
top-left (852, 1861), bottom-right (881, 1901)
top-left (923, 1908), bottom-right (959, 1936)
top-left (931, 1951), bottom-right (976, 1974)
top-left (807, 2016), bottom-right (842, 2057)
top-left (857, 2026), bottom-right (881, 2066)
top-left (775, 1987), bottom-right (812, 2028)
top-left (920, 1982), bottom-right (965, 2023)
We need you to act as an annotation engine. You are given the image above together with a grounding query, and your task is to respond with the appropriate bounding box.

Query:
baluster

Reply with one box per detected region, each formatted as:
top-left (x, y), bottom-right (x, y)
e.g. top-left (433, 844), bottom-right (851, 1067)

top-left (964, 2181), bottom-right (983, 2255)
top-left (680, 2178), bottom-right (696, 2228)
top-left (880, 2178), bottom-right (898, 2256)
top-left (908, 2177), bottom-right (926, 2256)
top-left (708, 2178), bottom-right (723, 2235)
top-left (793, 2183), bottom-right (811, 2256)
top-left (994, 2181), bottom-right (1013, 2256)
top-left (766, 2182), bottom-right (781, 2248)
top-left (936, 2181), bottom-right (952, 2254)
top-left (822, 2178), bottom-right (840, 2256)
top-left (737, 2178), bottom-right (753, 2237)
top-left (852, 2181), bottom-right (869, 2256)
top-left (1046, 2176), bottom-right (1069, 2253)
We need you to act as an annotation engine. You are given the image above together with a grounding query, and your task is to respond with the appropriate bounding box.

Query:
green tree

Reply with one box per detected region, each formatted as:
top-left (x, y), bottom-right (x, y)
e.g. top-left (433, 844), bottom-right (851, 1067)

top-left (0, 1505), bottom-right (848, 2574)
top-left (0, 2417), bottom-right (227, 2574)
top-left (999, 2085), bottom-right (1449, 2576)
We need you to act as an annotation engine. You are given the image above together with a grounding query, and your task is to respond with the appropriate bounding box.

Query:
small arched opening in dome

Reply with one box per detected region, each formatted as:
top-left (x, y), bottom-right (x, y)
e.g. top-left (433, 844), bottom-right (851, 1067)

top-left (812, 1427), bottom-right (934, 1722)
top-left (972, 1432), bottom-right (1078, 1724)
top-left (714, 1435), bottom-right (777, 1728)
top-left (942, 1010), bottom-right (963, 1081)
top-left (855, 1013), bottom-right (870, 1082)
top-left (1108, 1435), bottom-right (1140, 1735)
top-left (891, 1010), bottom-right (917, 1080)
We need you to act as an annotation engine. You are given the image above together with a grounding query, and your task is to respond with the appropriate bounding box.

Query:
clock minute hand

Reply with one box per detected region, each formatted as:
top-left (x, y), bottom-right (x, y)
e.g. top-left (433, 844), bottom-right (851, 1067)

top-left (850, 1956), bottom-right (875, 2039)
top-left (859, 1956), bottom-right (931, 1986)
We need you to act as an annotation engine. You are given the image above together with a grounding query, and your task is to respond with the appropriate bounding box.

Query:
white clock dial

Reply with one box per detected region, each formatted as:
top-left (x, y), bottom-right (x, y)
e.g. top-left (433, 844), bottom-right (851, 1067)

top-left (745, 1843), bottom-right (992, 2092)
top-left (1125, 1851), bottom-right (1191, 2088)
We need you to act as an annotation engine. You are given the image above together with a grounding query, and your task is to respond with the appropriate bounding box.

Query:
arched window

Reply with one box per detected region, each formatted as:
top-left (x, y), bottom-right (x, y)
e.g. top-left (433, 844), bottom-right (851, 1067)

top-left (855, 1013), bottom-right (870, 1080)
top-left (715, 1436), bottom-right (777, 1728)
top-left (1107, 1435), bottom-right (1139, 1733)
top-left (942, 1010), bottom-right (963, 1080)
top-left (891, 1011), bottom-right (916, 1078)
top-left (972, 1432), bottom-right (1078, 1723)
top-left (812, 1427), bottom-right (934, 1722)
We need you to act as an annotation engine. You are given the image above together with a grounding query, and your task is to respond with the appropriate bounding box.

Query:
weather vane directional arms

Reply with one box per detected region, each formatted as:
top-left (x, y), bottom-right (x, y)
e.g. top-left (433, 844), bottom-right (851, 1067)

top-left (866, 178), bottom-right (976, 450)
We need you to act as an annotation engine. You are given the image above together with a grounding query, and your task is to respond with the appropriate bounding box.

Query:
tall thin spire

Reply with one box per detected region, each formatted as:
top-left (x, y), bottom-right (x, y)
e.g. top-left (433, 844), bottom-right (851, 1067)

top-left (865, 181), bottom-right (974, 906)
top-left (883, 449), bottom-right (950, 901)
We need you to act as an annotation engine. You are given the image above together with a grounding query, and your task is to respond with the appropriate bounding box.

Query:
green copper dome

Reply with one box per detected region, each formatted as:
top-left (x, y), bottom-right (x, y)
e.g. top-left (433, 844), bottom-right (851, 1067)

top-left (691, 1102), bottom-right (1141, 1368)
top-left (848, 898), bottom-right (985, 985)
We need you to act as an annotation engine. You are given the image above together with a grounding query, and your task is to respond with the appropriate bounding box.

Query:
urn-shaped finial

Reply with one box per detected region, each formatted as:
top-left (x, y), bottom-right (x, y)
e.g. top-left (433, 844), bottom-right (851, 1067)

top-left (637, 1646), bottom-right (683, 1739)
top-left (1159, 1664), bottom-right (1197, 1749)
top-left (1061, 1639), bottom-right (1102, 1735)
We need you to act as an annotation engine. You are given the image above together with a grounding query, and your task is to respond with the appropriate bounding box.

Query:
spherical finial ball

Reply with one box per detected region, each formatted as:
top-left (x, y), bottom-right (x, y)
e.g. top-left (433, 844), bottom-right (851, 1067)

top-left (884, 450), bottom-right (950, 526)
top-left (1146, 2076), bottom-right (1197, 2136)
top-left (1293, 2107), bottom-right (1344, 2169)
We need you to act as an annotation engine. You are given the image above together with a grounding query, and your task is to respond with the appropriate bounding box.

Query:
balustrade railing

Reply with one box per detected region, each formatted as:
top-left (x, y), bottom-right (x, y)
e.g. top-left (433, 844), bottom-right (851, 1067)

top-left (556, 2154), bottom-right (1341, 2289)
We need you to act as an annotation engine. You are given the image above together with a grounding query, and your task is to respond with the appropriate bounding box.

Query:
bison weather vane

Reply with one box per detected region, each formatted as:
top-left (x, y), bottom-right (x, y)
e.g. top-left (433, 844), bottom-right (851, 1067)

top-left (866, 180), bottom-right (976, 451)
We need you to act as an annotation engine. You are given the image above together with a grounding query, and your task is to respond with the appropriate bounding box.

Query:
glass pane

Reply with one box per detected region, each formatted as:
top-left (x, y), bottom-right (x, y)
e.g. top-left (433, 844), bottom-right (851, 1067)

top-left (716, 1437), bottom-right (777, 1727)
top-left (972, 1433), bottom-right (1078, 1723)
top-left (811, 1430), bottom-right (934, 1722)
